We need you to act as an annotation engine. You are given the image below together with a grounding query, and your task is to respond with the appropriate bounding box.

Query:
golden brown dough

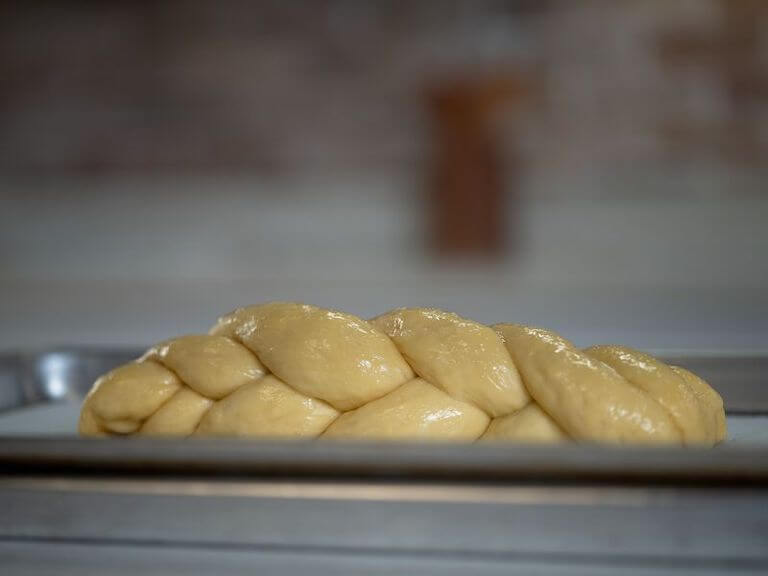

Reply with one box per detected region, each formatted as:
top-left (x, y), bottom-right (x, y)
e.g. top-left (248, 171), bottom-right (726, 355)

top-left (79, 302), bottom-right (726, 446)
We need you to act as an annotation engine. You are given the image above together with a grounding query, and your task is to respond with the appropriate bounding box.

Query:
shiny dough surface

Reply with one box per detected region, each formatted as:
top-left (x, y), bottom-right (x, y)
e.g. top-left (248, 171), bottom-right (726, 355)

top-left (80, 302), bottom-right (726, 445)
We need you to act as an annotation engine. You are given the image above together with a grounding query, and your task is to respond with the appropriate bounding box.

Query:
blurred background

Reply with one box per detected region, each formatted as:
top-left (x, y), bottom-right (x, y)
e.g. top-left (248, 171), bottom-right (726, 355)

top-left (1, 0), bottom-right (767, 352)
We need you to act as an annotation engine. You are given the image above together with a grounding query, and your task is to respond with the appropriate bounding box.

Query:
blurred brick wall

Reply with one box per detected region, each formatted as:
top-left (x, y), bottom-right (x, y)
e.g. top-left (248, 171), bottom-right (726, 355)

top-left (2, 0), bottom-right (765, 184)
top-left (0, 0), bottom-right (541, 172)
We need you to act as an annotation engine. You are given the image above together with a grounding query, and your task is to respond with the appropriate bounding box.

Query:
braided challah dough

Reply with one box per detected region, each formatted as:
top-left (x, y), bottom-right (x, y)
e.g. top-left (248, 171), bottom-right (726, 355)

top-left (79, 302), bottom-right (726, 445)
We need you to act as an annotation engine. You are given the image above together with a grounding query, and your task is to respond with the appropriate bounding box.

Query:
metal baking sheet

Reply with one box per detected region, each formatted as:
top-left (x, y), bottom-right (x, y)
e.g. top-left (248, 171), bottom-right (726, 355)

top-left (0, 348), bottom-right (766, 478)
top-left (1, 349), bottom-right (767, 575)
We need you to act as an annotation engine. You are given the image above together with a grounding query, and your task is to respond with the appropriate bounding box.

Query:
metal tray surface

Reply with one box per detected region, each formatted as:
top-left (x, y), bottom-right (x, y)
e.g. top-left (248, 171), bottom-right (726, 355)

top-left (0, 348), bottom-right (137, 414)
top-left (0, 348), bottom-right (766, 478)
top-left (1, 349), bottom-right (767, 575)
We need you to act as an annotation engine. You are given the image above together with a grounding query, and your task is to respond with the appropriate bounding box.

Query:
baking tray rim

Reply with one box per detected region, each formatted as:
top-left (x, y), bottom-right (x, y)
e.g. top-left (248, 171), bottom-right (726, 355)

top-left (2, 348), bottom-right (767, 484)
top-left (2, 437), bottom-right (767, 485)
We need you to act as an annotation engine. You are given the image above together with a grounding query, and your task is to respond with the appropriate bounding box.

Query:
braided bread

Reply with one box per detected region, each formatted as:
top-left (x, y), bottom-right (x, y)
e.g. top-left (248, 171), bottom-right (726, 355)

top-left (79, 302), bottom-right (726, 445)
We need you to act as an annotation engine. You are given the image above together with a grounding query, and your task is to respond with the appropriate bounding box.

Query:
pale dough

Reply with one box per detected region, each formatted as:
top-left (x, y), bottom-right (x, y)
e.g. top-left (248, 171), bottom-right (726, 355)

top-left (493, 324), bottom-right (681, 444)
top-left (143, 334), bottom-right (265, 399)
top-left (585, 346), bottom-right (710, 445)
top-left (323, 379), bottom-right (489, 441)
top-left (482, 404), bottom-right (567, 443)
top-left (140, 388), bottom-right (214, 436)
top-left (79, 302), bottom-right (726, 446)
top-left (211, 302), bottom-right (414, 411)
top-left (371, 308), bottom-right (528, 417)
top-left (195, 375), bottom-right (338, 437)
top-left (670, 365), bottom-right (727, 443)
top-left (80, 362), bottom-right (180, 435)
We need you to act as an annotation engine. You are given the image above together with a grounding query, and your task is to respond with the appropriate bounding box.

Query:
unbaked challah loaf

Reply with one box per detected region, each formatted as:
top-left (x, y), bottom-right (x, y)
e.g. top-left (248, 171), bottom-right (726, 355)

top-left (79, 302), bottom-right (726, 445)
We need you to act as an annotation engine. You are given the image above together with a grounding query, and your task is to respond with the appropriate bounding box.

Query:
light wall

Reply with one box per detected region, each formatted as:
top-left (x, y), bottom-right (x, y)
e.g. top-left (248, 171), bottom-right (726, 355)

top-left (2, 172), bottom-right (766, 352)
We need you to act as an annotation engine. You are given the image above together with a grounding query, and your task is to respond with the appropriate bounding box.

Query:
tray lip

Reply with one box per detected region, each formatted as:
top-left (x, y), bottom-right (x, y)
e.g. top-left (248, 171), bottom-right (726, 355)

top-left (2, 437), bottom-right (768, 485)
